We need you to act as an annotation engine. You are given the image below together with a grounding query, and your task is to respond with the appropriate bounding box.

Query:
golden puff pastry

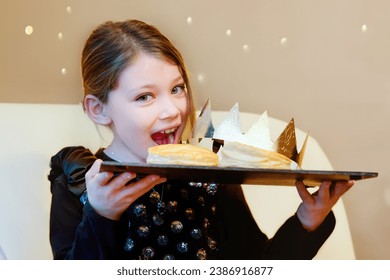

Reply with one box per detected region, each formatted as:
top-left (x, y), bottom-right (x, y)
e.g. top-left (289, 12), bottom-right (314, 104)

top-left (147, 144), bottom-right (219, 166)
top-left (218, 141), bottom-right (299, 169)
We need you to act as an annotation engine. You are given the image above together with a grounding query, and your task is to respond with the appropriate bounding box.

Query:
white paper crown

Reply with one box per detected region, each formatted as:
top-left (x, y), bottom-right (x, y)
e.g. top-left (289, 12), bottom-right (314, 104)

top-left (190, 100), bottom-right (309, 167)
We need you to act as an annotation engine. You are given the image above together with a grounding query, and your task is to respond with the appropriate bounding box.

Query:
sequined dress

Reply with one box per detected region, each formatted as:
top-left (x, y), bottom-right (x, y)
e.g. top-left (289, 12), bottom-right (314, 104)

top-left (48, 146), bottom-right (336, 260)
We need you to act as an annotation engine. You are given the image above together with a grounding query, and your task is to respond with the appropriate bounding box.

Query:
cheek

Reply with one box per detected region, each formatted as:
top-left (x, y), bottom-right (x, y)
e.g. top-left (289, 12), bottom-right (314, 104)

top-left (111, 110), bottom-right (142, 136)
top-left (180, 98), bottom-right (190, 118)
top-left (177, 99), bottom-right (191, 136)
top-left (121, 115), bottom-right (147, 135)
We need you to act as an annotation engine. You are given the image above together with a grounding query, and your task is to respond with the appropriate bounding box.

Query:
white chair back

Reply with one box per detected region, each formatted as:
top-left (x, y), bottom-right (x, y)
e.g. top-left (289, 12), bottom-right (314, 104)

top-left (0, 103), bottom-right (355, 259)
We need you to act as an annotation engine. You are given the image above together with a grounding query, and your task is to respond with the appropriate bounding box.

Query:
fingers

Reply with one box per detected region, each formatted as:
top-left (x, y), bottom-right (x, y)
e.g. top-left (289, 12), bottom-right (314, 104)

top-left (114, 174), bottom-right (166, 201)
top-left (86, 158), bottom-right (166, 194)
top-left (129, 175), bottom-right (167, 192)
top-left (108, 172), bottom-right (137, 189)
top-left (85, 159), bottom-right (102, 179)
top-left (317, 181), bottom-right (332, 201)
top-left (295, 181), bottom-right (314, 204)
top-left (332, 180), bottom-right (355, 197)
top-left (86, 159), bottom-right (115, 186)
top-left (297, 179), bottom-right (355, 205)
top-left (296, 180), bottom-right (332, 204)
top-left (107, 172), bottom-right (165, 190)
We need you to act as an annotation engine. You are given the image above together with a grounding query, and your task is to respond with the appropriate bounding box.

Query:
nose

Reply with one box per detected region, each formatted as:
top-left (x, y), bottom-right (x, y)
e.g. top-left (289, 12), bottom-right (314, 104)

top-left (158, 95), bottom-right (181, 120)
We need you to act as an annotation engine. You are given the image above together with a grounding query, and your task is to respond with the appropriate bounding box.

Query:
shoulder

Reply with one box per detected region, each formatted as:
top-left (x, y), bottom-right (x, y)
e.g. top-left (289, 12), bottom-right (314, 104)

top-left (48, 146), bottom-right (97, 196)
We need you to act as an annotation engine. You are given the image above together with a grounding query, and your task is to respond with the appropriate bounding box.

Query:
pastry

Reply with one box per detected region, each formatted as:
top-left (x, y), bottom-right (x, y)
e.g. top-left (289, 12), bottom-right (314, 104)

top-left (147, 144), bottom-right (219, 166)
top-left (218, 141), bottom-right (299, 169)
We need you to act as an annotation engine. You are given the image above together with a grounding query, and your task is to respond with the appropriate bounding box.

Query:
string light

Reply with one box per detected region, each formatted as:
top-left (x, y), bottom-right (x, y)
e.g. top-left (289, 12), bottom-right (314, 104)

top-left (197, 74), bottom-right (205, 83)
top-left (226, 29), bottom-right (232, 37)
top-left (280, 37), bottom-right (288, 46)
top-left (25, 25), bottom-right (33, 35)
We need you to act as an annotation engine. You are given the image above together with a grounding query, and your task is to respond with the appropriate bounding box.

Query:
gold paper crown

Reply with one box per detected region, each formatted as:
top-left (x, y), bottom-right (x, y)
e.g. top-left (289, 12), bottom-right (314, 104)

top-left (190, 99), bottom-right (309, 167)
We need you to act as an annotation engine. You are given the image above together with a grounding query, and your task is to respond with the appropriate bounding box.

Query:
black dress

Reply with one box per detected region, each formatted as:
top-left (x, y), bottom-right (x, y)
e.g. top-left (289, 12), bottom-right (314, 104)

top-left (48, 146), bottom-right (336, 260)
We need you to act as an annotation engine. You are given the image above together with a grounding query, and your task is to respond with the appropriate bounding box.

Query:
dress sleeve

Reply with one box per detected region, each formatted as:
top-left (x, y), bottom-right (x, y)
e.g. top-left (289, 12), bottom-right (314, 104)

top-left (48, 146), bottom-right (127, 259)
top-left (216, 184), bottom-right (335, 260)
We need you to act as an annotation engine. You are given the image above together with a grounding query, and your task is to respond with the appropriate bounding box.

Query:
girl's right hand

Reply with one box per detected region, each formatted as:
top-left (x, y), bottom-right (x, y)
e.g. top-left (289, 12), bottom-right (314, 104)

top-left (85, 159), bottom-right (167, 220)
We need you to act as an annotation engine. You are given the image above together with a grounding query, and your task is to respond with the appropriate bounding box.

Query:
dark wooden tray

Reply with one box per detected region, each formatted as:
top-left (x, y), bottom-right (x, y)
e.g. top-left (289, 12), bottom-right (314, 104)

top-left (100, 161), bottom-right (378, 186)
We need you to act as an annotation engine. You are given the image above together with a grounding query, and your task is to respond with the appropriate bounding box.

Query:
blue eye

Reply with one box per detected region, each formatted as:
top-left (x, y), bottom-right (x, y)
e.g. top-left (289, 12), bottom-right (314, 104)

top-left (136, 93), bottom-right (153, 102)
top-left (172, 84), bottom-right (186, 95)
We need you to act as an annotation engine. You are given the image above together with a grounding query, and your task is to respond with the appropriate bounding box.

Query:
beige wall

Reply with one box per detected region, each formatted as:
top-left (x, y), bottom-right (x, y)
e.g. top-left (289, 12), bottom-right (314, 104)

top-left (1, 0), bottom-right (389, 259)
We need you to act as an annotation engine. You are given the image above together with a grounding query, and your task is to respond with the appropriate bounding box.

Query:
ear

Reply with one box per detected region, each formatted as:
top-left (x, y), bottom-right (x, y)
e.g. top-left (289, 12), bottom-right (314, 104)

top-left (84, 94), bottom-right (112, 125)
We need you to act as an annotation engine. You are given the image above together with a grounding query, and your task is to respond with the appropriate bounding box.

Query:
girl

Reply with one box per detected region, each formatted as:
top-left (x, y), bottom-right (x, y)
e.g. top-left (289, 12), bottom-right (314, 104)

top-left (48, 19), bottom-right (354, 260)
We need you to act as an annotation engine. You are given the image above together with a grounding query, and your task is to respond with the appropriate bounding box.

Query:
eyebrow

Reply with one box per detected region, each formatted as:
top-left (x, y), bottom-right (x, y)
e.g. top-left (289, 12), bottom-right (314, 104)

top-left (164, 75), bottom-right (185, 86)
top-left (172, 75), bottom-right (185, 84)
top-left (131, 75), bottom-right (185, 92)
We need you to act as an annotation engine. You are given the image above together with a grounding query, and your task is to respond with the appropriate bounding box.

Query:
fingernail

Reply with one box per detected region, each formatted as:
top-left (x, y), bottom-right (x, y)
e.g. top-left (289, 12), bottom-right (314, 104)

top-left (150, 175), bottom-right (160, 181)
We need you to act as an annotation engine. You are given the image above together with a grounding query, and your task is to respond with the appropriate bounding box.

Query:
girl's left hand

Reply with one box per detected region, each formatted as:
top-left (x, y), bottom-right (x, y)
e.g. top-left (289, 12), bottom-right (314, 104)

top-left (295, 180), bottom-right (355, 231)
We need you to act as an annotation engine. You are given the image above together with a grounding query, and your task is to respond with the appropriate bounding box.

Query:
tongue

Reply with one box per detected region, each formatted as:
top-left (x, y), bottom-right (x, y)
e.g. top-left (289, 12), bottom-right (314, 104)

top-left (151, 132), bottom-right (173, 145)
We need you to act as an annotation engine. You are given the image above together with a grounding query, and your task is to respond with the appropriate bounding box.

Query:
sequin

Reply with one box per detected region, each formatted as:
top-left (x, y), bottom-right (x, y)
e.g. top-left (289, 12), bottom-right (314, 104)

top-left (206, 183), bottom-right (218, 195)
top-left (208, 237), bottom-right (217, 250)
top-left (157, 201), bottom-right (166, 215)
top-left (197, 196), bottom-right (205, 206)
top-left (203, 218), bottom-right (211, 229)
top-left (121, 179), bottom-right (219, 259)
top-left (149, 190), bottom-right (160, 204)
top-left (185, 208), bottom-right (195, 220)
top-left (190, 228), bottom-right (202, 239)
top-left (167, 201), bottom-right (178, 213)
top-left (152, 214), bottom-right (164, 226)
top-left (196, 248), bottom-right (207, 260)
top-left (79, 191), bottom-right (88, 205)
top-left (163, 254), bottom-right (175, 260)
top-left (123, 237), bottom-right (135, 252)
top-left (211, 205), bottom-right (217, 215)
top-left (188, 182), bottom-right (203, 188)
top-left (137, 225), bottom-right (150, 238)
top-left (157, 235), bottom-right (169, 246)
top-left (177, 241), bottom-right (189, 253)
top-left (133, 204), bottom-right (146, 217)
top-left (171, 221), bottom-right (184, 233)
top-left (142, 246), bottom-right (155, 259)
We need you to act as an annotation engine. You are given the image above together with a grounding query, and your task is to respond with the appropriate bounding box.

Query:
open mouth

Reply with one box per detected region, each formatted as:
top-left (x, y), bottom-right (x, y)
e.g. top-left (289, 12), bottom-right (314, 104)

top-left (151, 127), bottom-right (177, 145)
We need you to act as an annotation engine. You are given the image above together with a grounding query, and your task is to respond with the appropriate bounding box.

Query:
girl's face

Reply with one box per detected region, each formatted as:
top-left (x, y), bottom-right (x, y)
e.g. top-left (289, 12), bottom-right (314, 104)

top-left (103, 53), bottom-right (189, 163)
